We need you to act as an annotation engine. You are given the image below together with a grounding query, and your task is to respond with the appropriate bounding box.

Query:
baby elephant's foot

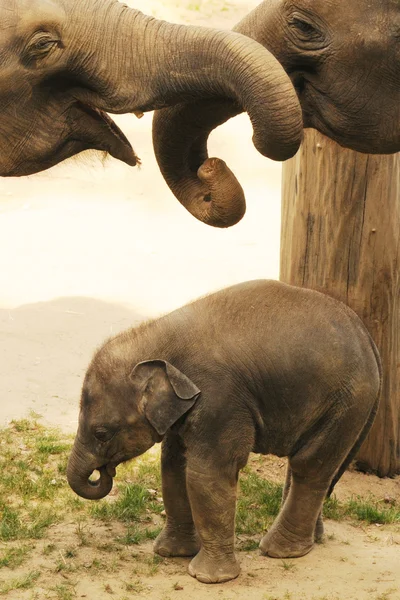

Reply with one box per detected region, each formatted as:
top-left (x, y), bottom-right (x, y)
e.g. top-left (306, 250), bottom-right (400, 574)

top-left (260, 522), bottom-right (314, 558)
top-left (188, 548), bottom-right (240, 584)
top-left (154, 525), bottom-right (200, 557)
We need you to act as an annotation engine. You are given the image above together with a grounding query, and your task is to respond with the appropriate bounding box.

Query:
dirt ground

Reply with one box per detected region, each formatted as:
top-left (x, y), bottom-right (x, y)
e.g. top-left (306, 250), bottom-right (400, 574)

top-left (0, 1), bottom-right (399, 598)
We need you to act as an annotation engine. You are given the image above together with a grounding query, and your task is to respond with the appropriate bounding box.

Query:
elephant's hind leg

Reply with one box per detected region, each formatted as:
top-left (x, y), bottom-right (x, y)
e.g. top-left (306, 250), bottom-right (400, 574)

top-left (260, 472), bottom-right (328, 558)
top-left (261, 396), bottom-right (372, 559)
top-left (282, 465), bottom-right (324, 543)
top-left (154, 433), bottom-right (200, 558)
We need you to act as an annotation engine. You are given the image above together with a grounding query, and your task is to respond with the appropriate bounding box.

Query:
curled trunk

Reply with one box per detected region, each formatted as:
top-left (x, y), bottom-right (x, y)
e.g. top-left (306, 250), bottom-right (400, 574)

top-left (67, 439), bottom-right (113, 501)
top-left (153, 100), bottom-right (249, 227)
top-left (151, 7), bottom-right (303, 227)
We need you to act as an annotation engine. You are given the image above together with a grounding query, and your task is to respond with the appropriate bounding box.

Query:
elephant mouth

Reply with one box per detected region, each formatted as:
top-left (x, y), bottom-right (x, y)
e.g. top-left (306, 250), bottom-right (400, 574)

top-left (73, 102), bottom-right (141, 167)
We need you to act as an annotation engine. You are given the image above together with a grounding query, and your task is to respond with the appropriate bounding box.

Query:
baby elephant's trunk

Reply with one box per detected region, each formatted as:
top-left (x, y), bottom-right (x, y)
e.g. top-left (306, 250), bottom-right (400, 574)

top-left (67, 439), bottom-right (113, 500)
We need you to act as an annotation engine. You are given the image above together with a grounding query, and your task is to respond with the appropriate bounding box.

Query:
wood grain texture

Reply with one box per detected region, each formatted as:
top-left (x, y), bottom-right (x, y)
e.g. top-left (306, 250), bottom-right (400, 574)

top-left (280, 130), bottom-right (400, 476)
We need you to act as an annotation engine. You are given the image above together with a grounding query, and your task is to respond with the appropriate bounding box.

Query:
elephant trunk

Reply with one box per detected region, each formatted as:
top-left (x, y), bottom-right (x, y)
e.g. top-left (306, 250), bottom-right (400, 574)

top-left (75, 2), bottom-right (302, 149)
top-left (70, 2), bottom-right (302, 227)
top-left (153, 99), bottom-right (249, 228)
top-left (151, 3), bottom-right (301, 227)
top-left (67, 438), bottom-right (113, 501)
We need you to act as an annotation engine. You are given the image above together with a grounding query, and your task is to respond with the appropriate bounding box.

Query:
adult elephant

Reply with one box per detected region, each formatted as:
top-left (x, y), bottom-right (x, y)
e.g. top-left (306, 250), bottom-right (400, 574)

top-left (153, 0), bottom-right (400, 227)
top-left (0, 0), bottom-right (302, 188)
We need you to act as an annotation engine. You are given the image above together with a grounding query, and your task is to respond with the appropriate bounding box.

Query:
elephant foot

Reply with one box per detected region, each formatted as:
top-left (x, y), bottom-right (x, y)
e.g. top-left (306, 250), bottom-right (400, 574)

top-left (154, 525), bottom-right (200, 557)
top-left (188, 548), bottom-right (240, 584)
top-left (259, 522), bottom-right (314, 558)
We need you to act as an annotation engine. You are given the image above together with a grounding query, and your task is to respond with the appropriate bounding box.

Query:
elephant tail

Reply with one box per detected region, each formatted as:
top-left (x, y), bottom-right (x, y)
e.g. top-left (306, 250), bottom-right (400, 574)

top-left (326, 332), bottom-right (382, 498)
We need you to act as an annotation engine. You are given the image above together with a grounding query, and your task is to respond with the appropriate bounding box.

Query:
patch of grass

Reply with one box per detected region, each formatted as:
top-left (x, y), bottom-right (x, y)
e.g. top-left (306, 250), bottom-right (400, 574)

top-left (0, 504), bottom-right (58, 541)
top-left (238, 538), bottom-right (260, 552)
top-left (324, 495), bottom-right (400, 525)
top-left (236, 470), bottom-right (282, 534)
top-left (91, 478), bottom-right (163, 524)
top-left (0, 544), bottom-right (32, 569)
top-left (36, 434), bottom-right (70, 457)
top-left (52, 583), bottom-right (77, 600)
top-left (91, 483), bottom-right (150, 522)
top-left (117, 524), bottom-right (161, 546)
top-left (0, 569), bottom-right (40, 594)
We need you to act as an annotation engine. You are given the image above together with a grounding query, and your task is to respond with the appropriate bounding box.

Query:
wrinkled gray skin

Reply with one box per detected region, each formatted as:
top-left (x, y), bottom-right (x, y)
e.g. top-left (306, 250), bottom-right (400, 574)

top-left (0, 0), bottom-right (302, 179)
top-left (67, 280), bottom-right (381, 584)
top-left (153, 0), bottom-right (400, 227)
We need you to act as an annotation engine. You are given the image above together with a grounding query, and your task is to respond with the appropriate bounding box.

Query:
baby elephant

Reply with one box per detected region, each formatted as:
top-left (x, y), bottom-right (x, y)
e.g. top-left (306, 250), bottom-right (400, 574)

top-left (67, 280), bottom-right (381, 584)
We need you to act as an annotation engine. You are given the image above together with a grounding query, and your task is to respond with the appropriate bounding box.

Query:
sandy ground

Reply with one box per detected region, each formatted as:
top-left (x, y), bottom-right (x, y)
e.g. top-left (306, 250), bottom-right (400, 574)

top-left (0, 1), bottom-right (399, 599)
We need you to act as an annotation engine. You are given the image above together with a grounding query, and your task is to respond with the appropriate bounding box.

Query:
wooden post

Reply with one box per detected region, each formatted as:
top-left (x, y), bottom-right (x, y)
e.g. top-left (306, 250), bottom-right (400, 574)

top-left (280, 130), bottom-right (400, 477)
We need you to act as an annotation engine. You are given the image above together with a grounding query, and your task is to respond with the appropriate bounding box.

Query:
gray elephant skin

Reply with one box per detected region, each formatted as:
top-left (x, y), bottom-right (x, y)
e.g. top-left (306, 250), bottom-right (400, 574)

top-left (153, 0), bottom-right (400, 227)
top-left (67, 280), bottom-right (381, 584)
top-left (0, 0), bottom-right (302, 178)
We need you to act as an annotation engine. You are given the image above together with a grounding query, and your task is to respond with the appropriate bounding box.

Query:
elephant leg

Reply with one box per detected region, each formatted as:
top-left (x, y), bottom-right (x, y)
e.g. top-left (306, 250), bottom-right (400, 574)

top-left (281, 465), bottom-right (324, 543)
top-left (260, 399), bottom-right (369, 560)
top-left (186, 461), bottom-right (241, 584)
top-left (260, 470), bottom-right (329, 558)
top-left (154, 433), bottom-right (200, 557)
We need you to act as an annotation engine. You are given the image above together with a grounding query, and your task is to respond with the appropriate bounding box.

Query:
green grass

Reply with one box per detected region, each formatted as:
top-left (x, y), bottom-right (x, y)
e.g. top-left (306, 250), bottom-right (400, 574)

top-left (324, 494), bottom-right (400, 524)
top-left (117, 525), bottom-right (162, 546)
top-left (0, 570), bottom-right (40, 595)
top-left (236, 470), bottom-right (283, 534)
top-left (0, 544), bottom-right (32, 568)
top-left (90, 483), bottom-right (162, 522)
top-left (0, 504), bottom-right (58, 541)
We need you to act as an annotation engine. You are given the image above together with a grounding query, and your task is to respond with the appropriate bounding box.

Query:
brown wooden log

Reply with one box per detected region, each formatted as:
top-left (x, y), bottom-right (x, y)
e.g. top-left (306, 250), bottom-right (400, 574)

top-left (280, 130), bottom-right (400, 477)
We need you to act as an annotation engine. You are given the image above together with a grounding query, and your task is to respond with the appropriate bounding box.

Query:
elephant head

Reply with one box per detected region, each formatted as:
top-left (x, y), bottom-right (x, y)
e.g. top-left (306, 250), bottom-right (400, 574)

top-left (153, 0), bottom-right (400, 227)
top-left (0, 0), bottom-right (302, 179)
top-left (67, 357), bottom-right (200, 500)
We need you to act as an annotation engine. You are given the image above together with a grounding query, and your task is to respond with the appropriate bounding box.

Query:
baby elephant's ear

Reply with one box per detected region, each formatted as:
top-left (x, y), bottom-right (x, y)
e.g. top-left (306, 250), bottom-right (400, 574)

top-left (130, 360), bottom-right (201, 436)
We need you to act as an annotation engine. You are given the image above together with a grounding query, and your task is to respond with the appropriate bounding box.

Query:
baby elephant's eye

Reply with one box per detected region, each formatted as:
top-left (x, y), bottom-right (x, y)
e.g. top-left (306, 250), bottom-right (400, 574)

top-left (25, 33), bottom-right (61, 60)
top-left (35, 39), bottom-right (56, 51)
top-left (94, 427), bottom-right (115, 442)
top-left (292, 18), bottom-right (316, 35)
top-left (289, 14), bottom-right (324, 43)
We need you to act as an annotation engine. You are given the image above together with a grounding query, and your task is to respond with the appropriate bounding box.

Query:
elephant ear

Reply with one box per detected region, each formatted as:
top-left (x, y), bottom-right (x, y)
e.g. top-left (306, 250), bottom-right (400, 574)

top-left (130, 359), bottom-right (201, 436)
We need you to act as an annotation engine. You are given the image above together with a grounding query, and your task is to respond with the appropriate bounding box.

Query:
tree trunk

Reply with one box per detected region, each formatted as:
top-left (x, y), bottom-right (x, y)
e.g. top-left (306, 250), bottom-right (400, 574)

top-left (280, 129), bottom-right (400, 477)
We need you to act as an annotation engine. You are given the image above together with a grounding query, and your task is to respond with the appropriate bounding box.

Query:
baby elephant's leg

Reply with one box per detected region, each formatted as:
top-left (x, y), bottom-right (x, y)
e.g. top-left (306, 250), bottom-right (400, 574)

top-left (186, 461), bottom-right (241, 584)
top-left (260, 470), bottom-right (329, 558)
top-left (261, 399), bottom-right (370, 558)
top-left (154, 434), bottom-right (200, 557)
top-left (282, 466), bottom-right (324, 543)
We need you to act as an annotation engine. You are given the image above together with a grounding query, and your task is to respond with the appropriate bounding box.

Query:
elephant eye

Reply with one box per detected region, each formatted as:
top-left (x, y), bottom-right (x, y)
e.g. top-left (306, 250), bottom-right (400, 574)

top-left (292, 18), bottom-right (316, 34)
top-left (94, 427), bottom-right (115, 442)
top-left (289, 15), bottom-right (323, 42)
top-left (34, 39), bottom-right (57, 52)
top-left (25, 33), bottom-right (61, 60)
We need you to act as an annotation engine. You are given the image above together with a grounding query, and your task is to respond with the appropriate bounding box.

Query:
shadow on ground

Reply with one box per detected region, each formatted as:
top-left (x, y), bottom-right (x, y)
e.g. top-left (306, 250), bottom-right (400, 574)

top-left (0, 297), bottom-right (145, 431)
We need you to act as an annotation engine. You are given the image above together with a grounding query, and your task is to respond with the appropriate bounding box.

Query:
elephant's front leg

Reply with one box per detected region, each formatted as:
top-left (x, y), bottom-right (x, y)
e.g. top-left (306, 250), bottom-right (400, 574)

top-left (154, 434), bottom-right (200, 557)
top-left (186, 461), bottom-right (240, 584)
